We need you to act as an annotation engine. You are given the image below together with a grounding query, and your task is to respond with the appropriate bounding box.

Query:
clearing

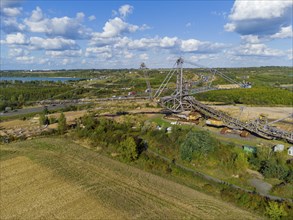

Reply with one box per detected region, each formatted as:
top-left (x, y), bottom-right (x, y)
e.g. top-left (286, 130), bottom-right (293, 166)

top-left (0, 138), bottom-right (262, 219)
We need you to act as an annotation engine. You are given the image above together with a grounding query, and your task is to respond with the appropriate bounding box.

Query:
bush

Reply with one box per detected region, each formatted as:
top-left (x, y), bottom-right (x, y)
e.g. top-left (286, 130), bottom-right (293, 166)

top-left (119, 136), bottom-right (138, 162)
top-left (58, 112), bottom-right (67, 134)
top-left (265, 201), bottom-right (288, 220)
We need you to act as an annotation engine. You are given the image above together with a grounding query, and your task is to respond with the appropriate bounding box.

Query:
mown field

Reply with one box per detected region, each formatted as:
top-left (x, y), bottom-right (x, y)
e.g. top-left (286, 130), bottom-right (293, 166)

top-left (0, 137), bottom-right (262, 219)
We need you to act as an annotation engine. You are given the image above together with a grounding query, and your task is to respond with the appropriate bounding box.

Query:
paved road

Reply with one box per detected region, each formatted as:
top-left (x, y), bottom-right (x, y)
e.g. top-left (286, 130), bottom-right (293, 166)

top-left (0, 103), bottom-right (75, 117)
top-left (0, 96), bottom-right (149, 118)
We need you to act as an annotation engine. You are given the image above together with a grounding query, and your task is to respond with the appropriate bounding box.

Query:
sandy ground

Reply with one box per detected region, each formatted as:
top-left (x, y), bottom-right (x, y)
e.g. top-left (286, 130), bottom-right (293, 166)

top-left (212, 106), bottom-right (293, 131)
top-left (49, 110), bottom-right (87, 122)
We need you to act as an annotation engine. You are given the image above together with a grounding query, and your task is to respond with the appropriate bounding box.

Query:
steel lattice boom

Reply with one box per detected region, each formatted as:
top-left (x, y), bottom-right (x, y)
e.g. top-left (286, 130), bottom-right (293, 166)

top-left (150, 58), bottom-right (293, 143)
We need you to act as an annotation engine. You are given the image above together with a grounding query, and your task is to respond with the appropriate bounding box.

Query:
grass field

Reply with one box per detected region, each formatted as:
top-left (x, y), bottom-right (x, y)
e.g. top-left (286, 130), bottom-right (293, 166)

top-left (0, 138), bottom-right (262, 219)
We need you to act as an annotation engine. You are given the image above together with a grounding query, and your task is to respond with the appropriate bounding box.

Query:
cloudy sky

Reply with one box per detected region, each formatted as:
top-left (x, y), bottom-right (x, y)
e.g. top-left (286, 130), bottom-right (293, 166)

top-left (0, 0), bottom-right (292, 70)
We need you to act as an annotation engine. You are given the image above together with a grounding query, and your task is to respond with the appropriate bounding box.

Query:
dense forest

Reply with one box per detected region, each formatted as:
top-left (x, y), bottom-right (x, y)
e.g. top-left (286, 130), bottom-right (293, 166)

top-left (195, 87), bottom-right (293, 106)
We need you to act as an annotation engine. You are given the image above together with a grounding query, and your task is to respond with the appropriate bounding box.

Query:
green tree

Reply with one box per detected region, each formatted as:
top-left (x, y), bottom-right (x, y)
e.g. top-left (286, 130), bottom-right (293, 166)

top-left (119, 136), bottom-right (138, 162)
top-left (233, 148), bottom-right (249, 172)
top-left (265, 201), bottom-right (287, 220)
top-left (39, 113), bottom-right (49, 126)
top-left (58, 112), bottom-right (67, 134)
top-left (18, 94), bottom-right (25, 106)
top-left (180, 130), bottom-right (216, 161)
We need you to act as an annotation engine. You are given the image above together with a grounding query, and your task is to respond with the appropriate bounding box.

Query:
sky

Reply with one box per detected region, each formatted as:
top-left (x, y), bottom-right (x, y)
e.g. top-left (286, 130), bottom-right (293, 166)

top-left (0, 0), bottom-right (292, 70)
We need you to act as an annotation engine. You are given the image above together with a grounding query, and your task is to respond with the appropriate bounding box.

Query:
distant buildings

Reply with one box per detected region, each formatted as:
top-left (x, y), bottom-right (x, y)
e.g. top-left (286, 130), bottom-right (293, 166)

top-left (273, 144), bottom-right (285, 152)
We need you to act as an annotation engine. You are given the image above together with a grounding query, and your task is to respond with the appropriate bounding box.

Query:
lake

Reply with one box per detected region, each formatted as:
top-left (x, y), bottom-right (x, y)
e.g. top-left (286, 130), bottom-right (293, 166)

top-left (0, 77), bottom-right (82, 82)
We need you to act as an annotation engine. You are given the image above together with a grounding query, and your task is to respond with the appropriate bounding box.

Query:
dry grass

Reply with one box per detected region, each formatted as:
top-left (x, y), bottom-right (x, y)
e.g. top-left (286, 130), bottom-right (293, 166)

top-left (48, 110), bottom-right (87, 123)
top-left (0, 119), bottom-right (34, 130)
top-left (0, 138), bottom-right (262, 219)
top-left (0, 156), bottom-right (124, 220)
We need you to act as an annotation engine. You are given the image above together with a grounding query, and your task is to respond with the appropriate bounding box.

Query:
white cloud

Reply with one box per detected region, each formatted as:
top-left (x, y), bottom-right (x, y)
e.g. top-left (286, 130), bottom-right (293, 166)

top-left (180, 39), bottom-right (201, 52)
top-left (88, 15), bottom-right (96, 21)
top-left (225, 0), bottom-right (293, 36)
top-left (24, 7), bottom-right (90, 39)
top-left (1, 16), bottom-right (25, 33)
top-left (30, 6), bottom-right (43, 21)
top-left (98, 17), bottom-right (139, 38)
top-left (271, 26), bottom-right (293, 39)
top-left (119, 4), bottom-right (133, 18)
top-left (2, 7), bottom-right (21, 16)
top-left (8, 48), bottom-right (28, 57)
top-left (139, 53), bottom-right (149, 60)
top-left (185, 54), bottom-right (218, 64)
top-left (0, 0), bottom-right (22, 8)
top-left (45, 49), bottom-right (82, 57)
top-left (160, 37), bottom-right (178, 48)
top-left (123, 50), bottom-right (133, 59)
top-left (223, 23), bottom-right (236, 32)
top-left (240, 35), bottom-right (260, 44)
top-left (233, 43), bottom-right (284, 57)
top-left (62, 58), bottom-right (71, 65)
top-left (180, 39), bottom-right (225, 53)
top-left (16, 56), bottom-right (35, 63)
top-left (128, 37), bottom-right (160, 50)
top-left (85, 46), bottom-right (112, 58)
top-left (39, 58), bottom-right (49, 64)
top-left (30, 37), bottom-right (79, 50)
top-left (4, 32), bottom-right (28, 44)
top-left (229, 1), bottom-right (292, 20)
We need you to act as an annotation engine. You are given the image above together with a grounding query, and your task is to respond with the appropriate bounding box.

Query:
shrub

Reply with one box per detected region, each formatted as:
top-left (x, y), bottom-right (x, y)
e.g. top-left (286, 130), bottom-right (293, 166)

top-left (58, 112), bottom-right (67, 134)
top-left (265, 201), bottom-right (288, 220)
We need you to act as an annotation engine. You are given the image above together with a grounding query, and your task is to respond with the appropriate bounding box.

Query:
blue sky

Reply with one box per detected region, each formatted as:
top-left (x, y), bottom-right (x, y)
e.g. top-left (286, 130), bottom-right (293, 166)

top-left (0, 0), bottom-right (292, 70)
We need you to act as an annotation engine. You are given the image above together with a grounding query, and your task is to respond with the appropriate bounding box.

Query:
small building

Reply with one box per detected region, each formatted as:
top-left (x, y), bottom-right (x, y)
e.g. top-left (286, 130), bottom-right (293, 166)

top-left (242, 145), bottom-right (257, 154)
top-left (166, 127), bottom-right (172, 133)
top-left (156, 125), bottom-right (162, 131)
top-left (273, 144), bottom-right (284, 152)
top-left (288, 146), bottom-right (293, 156)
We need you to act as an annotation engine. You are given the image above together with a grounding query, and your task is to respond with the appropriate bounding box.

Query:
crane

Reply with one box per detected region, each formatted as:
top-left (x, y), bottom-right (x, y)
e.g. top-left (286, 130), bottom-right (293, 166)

top-left (140, 57), bottom-right (293, 143)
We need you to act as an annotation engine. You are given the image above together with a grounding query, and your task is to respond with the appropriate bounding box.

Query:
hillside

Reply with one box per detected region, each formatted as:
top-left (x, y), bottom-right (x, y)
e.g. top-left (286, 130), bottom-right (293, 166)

top-left (0, 137), bottom-right (262, 219)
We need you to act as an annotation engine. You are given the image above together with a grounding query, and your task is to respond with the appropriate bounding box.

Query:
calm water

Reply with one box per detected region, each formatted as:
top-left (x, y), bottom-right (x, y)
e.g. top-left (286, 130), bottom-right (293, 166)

top-left (0, 77), bottom-right (82, 82)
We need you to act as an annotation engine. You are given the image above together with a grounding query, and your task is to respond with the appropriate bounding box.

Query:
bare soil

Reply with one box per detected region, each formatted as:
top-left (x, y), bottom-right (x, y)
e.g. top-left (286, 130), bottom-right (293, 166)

top-left (212, 106), bottom-right (293, 131)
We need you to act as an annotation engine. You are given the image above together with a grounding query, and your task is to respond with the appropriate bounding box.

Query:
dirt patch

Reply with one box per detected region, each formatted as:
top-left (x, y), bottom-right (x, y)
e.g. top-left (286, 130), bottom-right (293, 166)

top-left (49, 110), bottom-right (87, 123)
top-left (249, 178), bottom-right (272, 195)
top-left (212, 106), bottom-right (293, 131)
